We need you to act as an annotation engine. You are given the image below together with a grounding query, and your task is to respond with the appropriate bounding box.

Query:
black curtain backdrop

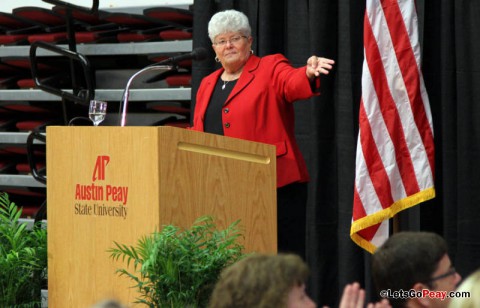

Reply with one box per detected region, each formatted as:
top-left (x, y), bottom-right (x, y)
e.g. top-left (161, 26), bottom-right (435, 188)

top-left (192, 0), bottom-right (480, 306)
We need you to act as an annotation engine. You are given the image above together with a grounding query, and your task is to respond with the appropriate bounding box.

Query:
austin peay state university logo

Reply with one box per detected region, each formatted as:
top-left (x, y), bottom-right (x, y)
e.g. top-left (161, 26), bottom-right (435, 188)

top-left (74, 155), bottom-right (129, 219)
top-left (92, 155), bottom-right (110, 181)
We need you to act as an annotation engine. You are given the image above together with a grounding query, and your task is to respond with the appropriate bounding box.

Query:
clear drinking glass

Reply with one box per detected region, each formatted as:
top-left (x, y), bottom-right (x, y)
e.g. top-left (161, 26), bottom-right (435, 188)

top-left (89, 100), bottom-right (107, 126)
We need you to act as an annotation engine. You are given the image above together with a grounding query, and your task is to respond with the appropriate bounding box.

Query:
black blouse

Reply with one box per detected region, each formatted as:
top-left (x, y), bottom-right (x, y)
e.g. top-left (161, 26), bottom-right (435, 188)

top-left (203, 77), bottom-right (238, 135)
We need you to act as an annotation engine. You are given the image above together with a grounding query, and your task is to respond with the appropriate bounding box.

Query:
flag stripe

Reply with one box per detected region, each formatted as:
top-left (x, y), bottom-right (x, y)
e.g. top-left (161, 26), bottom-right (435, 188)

top-left (361, 54), bottom-right (408, 203)
top-left (353, 186), bottom-right (384, 243)
top-left (352, 186), bottom-right (367, 219)
top-left (354, 137), bottom-right (385, 218)
top-left (367, 0), bottom-right (434, 191)
top-left (351, 0), bottom-right (435, 253)
top-left (358, 100), bottom-right (395, 209)
top-left (363, 12), bottom-right (420, 196)
top-left (381, 0), bottom-right (435, 176)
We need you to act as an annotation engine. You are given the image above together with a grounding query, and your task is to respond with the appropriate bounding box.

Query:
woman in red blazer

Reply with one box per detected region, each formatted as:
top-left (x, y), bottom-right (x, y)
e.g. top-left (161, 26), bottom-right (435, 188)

top-left (190, 9), bottom-right (334, 259)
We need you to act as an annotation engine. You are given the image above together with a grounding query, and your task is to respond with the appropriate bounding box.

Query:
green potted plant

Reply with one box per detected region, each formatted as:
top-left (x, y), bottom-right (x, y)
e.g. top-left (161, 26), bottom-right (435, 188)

top-left (109, 216), bottom-right (245, 307)
top-left (0, 192), bottom-right (47, 307)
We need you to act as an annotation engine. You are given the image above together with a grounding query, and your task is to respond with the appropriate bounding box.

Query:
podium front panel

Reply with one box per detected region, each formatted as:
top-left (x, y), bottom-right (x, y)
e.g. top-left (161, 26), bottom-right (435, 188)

top-left (47, 126), bottom-right (276, 306)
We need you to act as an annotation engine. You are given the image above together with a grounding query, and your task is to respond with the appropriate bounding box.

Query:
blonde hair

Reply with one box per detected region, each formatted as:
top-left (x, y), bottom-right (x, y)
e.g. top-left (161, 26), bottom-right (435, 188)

top-left (449, 269), bottom-right (480, 308)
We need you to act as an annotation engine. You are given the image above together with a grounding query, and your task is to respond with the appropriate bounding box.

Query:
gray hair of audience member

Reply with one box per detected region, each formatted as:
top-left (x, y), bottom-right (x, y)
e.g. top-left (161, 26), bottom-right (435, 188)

top-left (449, 268), bottom-right (480, 308)
top-left (208, 10), bottom-right (252, 43)
top-left (372, 231), bottom-right (448, 308)
top-left (209, 253), bottom-right (309, 308)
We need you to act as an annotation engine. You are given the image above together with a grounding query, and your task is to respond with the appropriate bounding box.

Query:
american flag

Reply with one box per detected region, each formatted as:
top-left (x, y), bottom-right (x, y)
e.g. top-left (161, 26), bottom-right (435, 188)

top-left (350, 0), bottom-right (435, 253)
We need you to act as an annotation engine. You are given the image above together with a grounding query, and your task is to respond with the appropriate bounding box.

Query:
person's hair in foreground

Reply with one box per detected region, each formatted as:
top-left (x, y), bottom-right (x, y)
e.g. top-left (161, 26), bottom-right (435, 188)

top-left (91, 299), bottom-right (126, 308)
top-left (372, 231), bottom-right (450, 308)
top-left (209, 253), bottom-right (311, 308)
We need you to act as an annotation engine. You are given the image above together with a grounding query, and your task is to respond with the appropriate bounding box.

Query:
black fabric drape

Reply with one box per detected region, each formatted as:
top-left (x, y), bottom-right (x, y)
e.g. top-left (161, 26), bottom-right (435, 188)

top-left (192, 0), bottom-right (480, 306)
top-left (425, 0), bottom-right (480, 278)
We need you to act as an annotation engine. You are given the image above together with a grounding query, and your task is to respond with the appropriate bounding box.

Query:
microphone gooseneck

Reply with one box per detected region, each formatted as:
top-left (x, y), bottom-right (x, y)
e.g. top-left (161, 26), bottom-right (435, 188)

top-left (168, 47), bottom-right (208, 63)
top-left (119, 47), bottom-right (207, 127)
top-left (150, 47), bottom-right (208, 66)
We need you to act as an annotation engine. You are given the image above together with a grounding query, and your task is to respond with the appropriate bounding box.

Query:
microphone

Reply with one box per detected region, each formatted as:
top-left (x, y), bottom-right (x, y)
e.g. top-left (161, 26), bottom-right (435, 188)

top-left (118, 47), bottom-right (208, 126)
top-left (154, 47), bottom-right (208, 65)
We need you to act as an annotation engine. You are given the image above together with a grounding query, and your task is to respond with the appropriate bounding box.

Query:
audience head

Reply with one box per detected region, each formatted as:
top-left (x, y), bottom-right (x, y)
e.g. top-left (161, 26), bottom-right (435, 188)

top-left (209, 253), bottom-right (316, 308)
top-left (372, 231), bottom-right (461, 308)
top-left (448, 268), bottom-right (480, 308)
top-left (91, 299), bottom-right (127, 308)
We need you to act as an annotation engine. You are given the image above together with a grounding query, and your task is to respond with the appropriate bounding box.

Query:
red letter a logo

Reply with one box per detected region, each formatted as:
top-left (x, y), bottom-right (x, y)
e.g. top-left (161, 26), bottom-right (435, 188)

top-left (92, 155), bottom-right (110, 182)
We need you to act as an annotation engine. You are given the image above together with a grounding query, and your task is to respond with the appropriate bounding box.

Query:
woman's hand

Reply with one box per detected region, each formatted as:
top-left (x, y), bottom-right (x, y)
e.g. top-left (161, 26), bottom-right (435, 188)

top-left (306, 56), bottom-right (335, 79)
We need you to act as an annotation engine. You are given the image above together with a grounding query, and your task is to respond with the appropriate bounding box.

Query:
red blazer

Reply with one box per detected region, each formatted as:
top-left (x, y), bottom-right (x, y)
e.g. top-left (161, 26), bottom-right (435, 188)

top-left (191, 54), bottom-right (320, 188)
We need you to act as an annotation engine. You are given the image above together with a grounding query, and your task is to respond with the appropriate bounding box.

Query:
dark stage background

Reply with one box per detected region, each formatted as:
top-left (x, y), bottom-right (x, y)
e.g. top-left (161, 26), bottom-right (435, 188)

top-left (191, 0), bottom-right (480, 306)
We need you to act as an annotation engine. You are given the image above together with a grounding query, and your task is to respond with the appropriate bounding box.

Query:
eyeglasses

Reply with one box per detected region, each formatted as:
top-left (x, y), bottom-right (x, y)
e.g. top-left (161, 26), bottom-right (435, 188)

top-left (428, 267), bottom-right (457, 283)
top-left (213, 35), bottom-right (247, 47)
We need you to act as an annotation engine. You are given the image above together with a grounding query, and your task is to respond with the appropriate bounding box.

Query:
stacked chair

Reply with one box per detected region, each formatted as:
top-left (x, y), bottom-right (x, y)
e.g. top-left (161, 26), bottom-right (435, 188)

top-left (0, 1), bottom-right (195, 219)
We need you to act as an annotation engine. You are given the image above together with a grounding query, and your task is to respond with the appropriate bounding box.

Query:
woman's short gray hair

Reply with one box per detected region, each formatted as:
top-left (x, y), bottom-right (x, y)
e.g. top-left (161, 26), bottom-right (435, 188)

top-left (208, 10), bottom-right (251, 42)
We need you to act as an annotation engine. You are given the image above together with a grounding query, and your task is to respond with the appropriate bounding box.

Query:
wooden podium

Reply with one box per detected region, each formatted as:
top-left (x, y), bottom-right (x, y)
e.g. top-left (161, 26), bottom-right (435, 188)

top-left (46, 126), bottom-right (277, 307)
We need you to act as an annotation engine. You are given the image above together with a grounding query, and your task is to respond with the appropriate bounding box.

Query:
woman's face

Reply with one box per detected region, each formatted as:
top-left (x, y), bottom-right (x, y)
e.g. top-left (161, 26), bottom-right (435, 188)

top-left (212, 31), bottom-right (253, 70)
top-left (286, 284), bottom-right (317, 308)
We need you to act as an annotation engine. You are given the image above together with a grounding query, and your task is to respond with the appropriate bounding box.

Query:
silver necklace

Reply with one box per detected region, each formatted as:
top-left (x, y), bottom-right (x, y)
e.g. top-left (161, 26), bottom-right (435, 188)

top-left (222, 80), bottom-right (230, 90)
